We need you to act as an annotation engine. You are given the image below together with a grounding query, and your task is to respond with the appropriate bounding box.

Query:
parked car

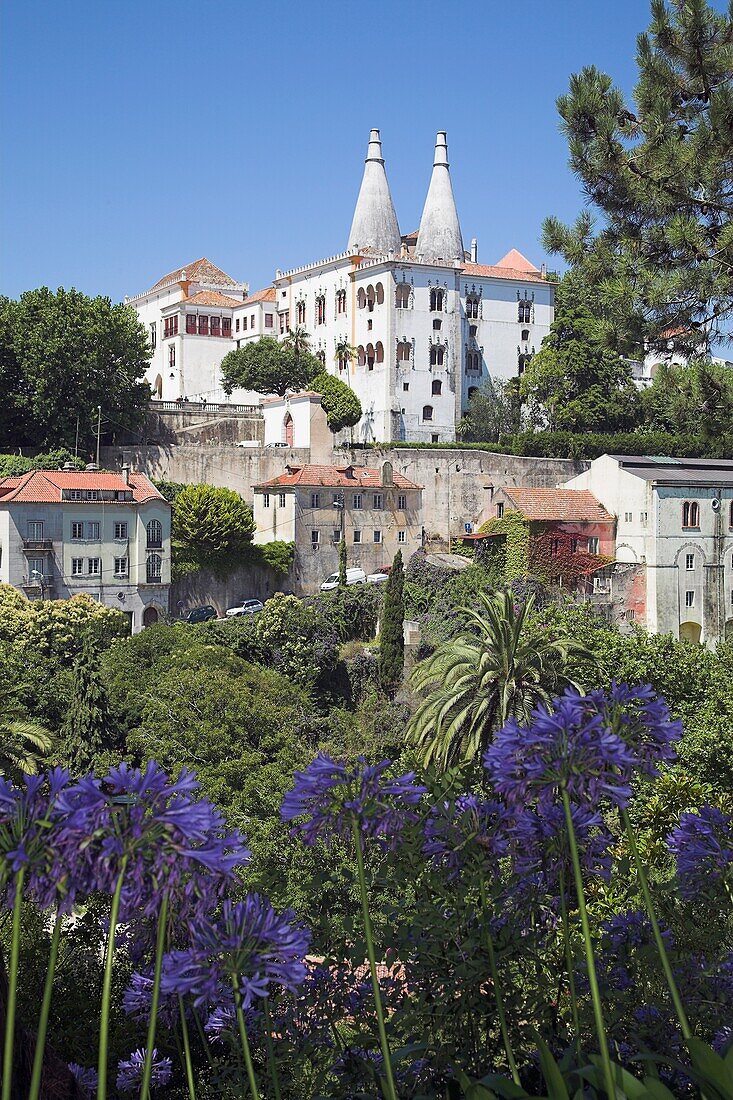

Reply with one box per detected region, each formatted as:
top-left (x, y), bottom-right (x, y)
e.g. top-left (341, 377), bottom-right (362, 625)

top-left (265, 441), bottom-right (289, 448)
top-left (225, 599), bottom-right (264, 617)
top-left (320, 568), bottom-right (367, 592)
top-left (367, 572), bottom-right (390, 585)
top-left (183, 605), bottom-right (218, 624)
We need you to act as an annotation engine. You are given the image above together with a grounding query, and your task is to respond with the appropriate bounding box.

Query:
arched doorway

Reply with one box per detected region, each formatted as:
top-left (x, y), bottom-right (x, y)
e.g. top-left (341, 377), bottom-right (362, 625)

top-left (154, 374), bottom-right (163, 398)
top-left (143, 606), bottom-right (159, 628)
top-left (679, 621), bottom-right (702, 644)
top-left (283, 413), bottom-right (294, 447)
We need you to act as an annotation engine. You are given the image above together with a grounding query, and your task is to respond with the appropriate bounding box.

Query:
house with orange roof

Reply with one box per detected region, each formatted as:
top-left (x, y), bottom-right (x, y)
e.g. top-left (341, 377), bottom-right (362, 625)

top-left (0, 466), bottom-right (171, 631)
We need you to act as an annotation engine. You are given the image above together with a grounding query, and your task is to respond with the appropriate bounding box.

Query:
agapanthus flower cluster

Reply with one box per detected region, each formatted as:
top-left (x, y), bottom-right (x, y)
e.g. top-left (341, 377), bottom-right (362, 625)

top-left (667, 805), bottom-right (733, 899)
top-left (423, 794), bottom-right (509, 877)
top-left (595, 910), bottom-right (673, 993)
top-left (160, 894), bottom-right (311, 1011)
top-left (281, 753), bottom-right (426, 846)
top-left (509, 804), bottom-right (612, 897)
top-left (0, 769), bottom-right (77, 910)
top-left (123, 967), bottom-right (180, 1028)
top-left (116, 1048), bottom-right (172, 1093)
top-left (484, 684), bottom-right (678, 811)
top-left (68, 1062), bottom-right (98, 1094)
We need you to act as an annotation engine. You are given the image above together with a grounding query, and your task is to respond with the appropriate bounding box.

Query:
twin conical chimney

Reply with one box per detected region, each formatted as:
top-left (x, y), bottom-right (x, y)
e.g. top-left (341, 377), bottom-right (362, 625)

top-left (416, 132), bottom-right (463, 263)
top-left (347, 129), bottom-right (401, 256)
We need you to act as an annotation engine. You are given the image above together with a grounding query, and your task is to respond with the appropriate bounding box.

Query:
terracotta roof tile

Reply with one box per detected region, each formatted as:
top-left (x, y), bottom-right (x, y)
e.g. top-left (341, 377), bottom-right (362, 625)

top-left (0, 470), bottom-right (167, 505)
top-left (462, 260), bottom-right (546, 283)
top-left (150, 258), bottom-right (239, 291)
top-left (494, 248), bottom-right (540, 273)
top-left (239, 286), bottom-right (276, 305)
top-left (255, 464), bottom-right (421, 490)
top-left (501, 488), bottom-right (612, 523)
top-left (185, 290), bottom-right (243, 308)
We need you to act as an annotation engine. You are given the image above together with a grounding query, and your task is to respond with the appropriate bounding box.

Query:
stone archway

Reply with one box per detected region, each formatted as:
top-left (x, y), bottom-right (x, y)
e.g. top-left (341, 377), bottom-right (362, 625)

top-left (283, 413), bottom-right (294, 447)
top-left (679, 621), bottom-right (702, 644)
top-left (143, 606), bottom-right (159, 628)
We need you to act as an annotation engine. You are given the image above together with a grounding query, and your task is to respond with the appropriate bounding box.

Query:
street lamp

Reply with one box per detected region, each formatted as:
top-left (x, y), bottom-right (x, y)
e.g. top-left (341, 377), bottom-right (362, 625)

top-left (29, 568), bottom-right (45, 601)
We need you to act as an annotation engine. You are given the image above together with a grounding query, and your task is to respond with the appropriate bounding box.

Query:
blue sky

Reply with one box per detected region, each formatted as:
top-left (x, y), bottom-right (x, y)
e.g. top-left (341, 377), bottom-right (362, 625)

top-left (1, 1), bottom-right (666, 302)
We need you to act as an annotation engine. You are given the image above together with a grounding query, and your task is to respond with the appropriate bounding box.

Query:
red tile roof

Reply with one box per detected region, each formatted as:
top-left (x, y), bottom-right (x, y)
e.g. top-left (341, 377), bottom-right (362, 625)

top-left (501, 488), bottom-right (612, 523)
top-left (0, 470), bottom-right (167, 505)
top-left (239, 286), bottom-right (276, 305)
top-left (256, 464), bottom-right (421, 490)
top-left (462, 259), bottom-right (546, 283)
top-left (495, 248), bottom-right (540, 273)
top-left (185, 290), bottom-right (243, 308)
top-left (150, 258), bottom-right (239, 291)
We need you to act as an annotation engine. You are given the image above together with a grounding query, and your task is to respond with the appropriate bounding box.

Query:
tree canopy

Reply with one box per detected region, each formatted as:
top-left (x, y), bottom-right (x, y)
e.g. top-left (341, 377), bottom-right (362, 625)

top-left (172, 484), bottom-right (256, 574)
top-left (220, 337), bottom-right (318, 397)
top-left (0, 288), bottom-right (151, 451)
top-left (309, 371), bottom-right (362, 432)
top-left (458, 377), bottom-right (520, 442)
top-left (543, 0), bottom-right (733, 356)
top-left (641, 355), bottom-right (733, 448)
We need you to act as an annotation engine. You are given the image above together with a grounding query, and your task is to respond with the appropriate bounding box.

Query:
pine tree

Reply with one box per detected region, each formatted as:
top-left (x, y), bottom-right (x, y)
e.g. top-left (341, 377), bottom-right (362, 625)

top-left (543, 0), bottom-right (733, 356)
top-left (61, 630), bottom-right (111, 773)
top-left (378, 551), bottom-right (405, 697)
top-left (338, 538), bottom-right (347, 586)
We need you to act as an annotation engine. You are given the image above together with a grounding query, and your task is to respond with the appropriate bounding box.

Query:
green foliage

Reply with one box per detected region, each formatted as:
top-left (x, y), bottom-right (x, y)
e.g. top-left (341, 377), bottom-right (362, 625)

top-left (641, 358), bottom-right (733, 451)
top-left (172, 483), bottom-right (255, 576)
top-left (0, 585), bottom-right (126, 663)
top-left (60, 630), bottom-right (112, 774)
top-left (0, 712), bottom-right (53, 781)
top-left (307, 585), bottom-right (381, 644)
top-left (251, 539), bottom-right (295, 576)
top-left (0, 288), bottom-right (150, 451)
top-left (220, 337), bottom-right (317, 397)
top-left (338, 538), bottom-right (347, 586)
top-left (378, 552), bottom-right (405, 696)
top-left (151, 478), bottom-right (187, 503)
top-left (459, 377), bottom-right (521, 442)
top-left (479, 510), bottom-right (531, 581)
top-left (255, 593), bottom-right (339, 691)
top-left (543, 0), bottom-right (733, 354)
top-left (0, 448), bottom-right (85, 478)
top-left (308, 371), bottom-right (362, 432)
top-left (351, 430), bottom-right (720, 458)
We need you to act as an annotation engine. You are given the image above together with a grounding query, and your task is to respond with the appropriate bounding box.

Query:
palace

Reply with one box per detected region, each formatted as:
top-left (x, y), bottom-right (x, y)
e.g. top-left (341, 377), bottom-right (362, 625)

top-left (127, 130), bottom-right (555, 443)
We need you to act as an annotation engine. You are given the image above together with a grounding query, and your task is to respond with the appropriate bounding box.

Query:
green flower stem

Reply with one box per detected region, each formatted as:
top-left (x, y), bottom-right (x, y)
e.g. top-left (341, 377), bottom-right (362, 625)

top-left (232, 978), bottom-right (260, 1100)
top-left (621, 808), bottom-right (692, 1040)
top-left (262, 998), bottom-right (282, 1100)
top-left (97, 856), bottom-right (128, 1100)
top-left (561, 790), bottom-right (615, 1100)
top-left (352, 821), bottom-right (399, 1100)
top-left (178, 996), bottom-right (197, 1100)
top-left (2, 867), bottom-right (25, 1100)
top-left (140, 891), bottom-right (169, 1100)
top-left (28, 911), bottom-right (64, 1100)
top-left (558, 875), bottom-right (581, 1059)
top-left (478, 879), bottom-right (520, 1085)
top-left (191, 1006), bottom-right (216, 1070)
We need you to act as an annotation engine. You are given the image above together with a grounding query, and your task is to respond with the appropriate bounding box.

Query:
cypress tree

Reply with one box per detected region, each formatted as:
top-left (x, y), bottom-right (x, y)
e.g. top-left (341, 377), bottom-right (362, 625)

top-left (61, 629), bottom-right (111, 773)
top-left (338, 538), bottom-right (347, 586)
top-left (378, 551), bottom-right (405, 697)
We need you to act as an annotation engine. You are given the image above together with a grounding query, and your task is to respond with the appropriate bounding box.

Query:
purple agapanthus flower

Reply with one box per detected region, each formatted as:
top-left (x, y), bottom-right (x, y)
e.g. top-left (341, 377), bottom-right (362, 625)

top-left (589, 682), bottom-right (681, 775)
top-left (484, 689), bottom-right (639, 810)
top-left (123, 968), bottom-right (180, 1027)
top-left (595, 910), bottom-right (674, 993)
top-left (423, 794), bottom-right (509, 877)
top-left (668, 805), bottom-right (733, 899)
top-left (160, 894), bottom-right (311, 1011)
top-left (116, 1048), bottom-right (172, 1093)
top-left (281, 754), bottom-right (426, 847)
top-left (68, 1063), bottom-right (98, 1093)
top-left (509, 803), bottom-right (612, 895)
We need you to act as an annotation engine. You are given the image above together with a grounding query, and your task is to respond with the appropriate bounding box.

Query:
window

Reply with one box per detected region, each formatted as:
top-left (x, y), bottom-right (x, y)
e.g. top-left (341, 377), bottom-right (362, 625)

top-left (87, 558), bottom-right (101, 575)
top-left (373, 530), bottom-right (382, 544)
top-left (353, 494), bottom-right (363, 509)
top-left (235, 318), bottom-right (240, 333)
top-left (336, 289), bottom-right (347, 314)
top-left (366, 343), bottom-right (375, 370)
top-left (422, 405), bottom-right (433, 421)
top-left (551, 538), bottom-right (560, 556)
top-left (398, 530), bottom-right (406, 544)
top-left (395, 284), bottom-right (410, 309)
top-left (85, 490), bottom-right (99, 500)
top-left (402, 382), bottom-right (409, 392)
top-left (114, 522), bottom-right (128, 540)
top-left (469, 325), bottom-right (477, 337)
top-left (149, 322), bottom-right (157, 349)
top-left (397, 340), bottom-right (411, 363)
top-left (466, 295), bottom-right (479, 319)
top-left (588, 536), bottom-right (599, 555)
top-left (168, 345), bottom-right (176, 369)
top-left (186, 315), bottom-right (197, 335)
top-left (496, 502), bottom-right (504, 518)
top-left (373, 494), bottom-right (383, 509)
top-left (686, 553), bottom-right (695, 570)
top-left (331, 529), bottom-right (341, 543)
top-left (433, 319), bottom-right (442, 330)
top-left (71, 522), bottom-right (84, 540)
top-left (146, 555), bottom-right (162, 582)
top-left (311, 530), bottom-right (320, 546)
top-left (209, 316), bottom-right (220, 337)
top-left (278, 493), bottom-right (286, 508)
top-left (87, 522), bottom-right (100, 540)
top-left (265, 313), bottom-right (274, 328)
top-left (430, 288), bottom-right (445, 312)
top-left (466, 351), bottom-right (481, 373)
top-left (296, 300), bottom-right (306, 325)
top-left (163, 316), bottom-right (179, 338)
top-left (685, 590), bottom-right (695, 608)
top-left (222, 315), bottom-right (232, 336)
top-left (521, 328), bottom-right (530, 342)
top-left (640, 512), bottom-right (648, 525)
top-left (27, 521), bottom-right (44, 540)
top-left (429, 345), bottom-right (445, 366)
top-left (311, 493), bottom-right (320, 508)
top-left (114, 557), bottom-right (128, 576)
top-left (624, 512), bottom-right (632, 523)
top-left (398, 494), bottom-right (407, 509)
top-left (518, 300), bottom-right (532, 323)
top-left (353, 530), bottom-right (362, 544)
top-left (315, 295), bottom-right (326, 325)
top-left (682, 501), bottom-right (699, 528)
top-left (198, 315), bottom-right (209, 336)
top-left (72, 558), bottom-right (84, 575)
top-left (730, 500), bottom-right (733, 528)
top-left (625, 609), bottom-right (636, 621)
top-left (432, 379), bottom-right (442, 396)
top-left (279, 313), bottom-right (289, 334)
top-left (146, 519), bottom-right (163, 548)
top-left (431, 434), bottom-right (439, 443)
top-left (69, 490), bottom-right (84, 501)
top-left (262, 492), bottom-right (270, 507)
top-left (28, 557), bottom-right (44, 578)
top-left (375, 342), bottom-right (384, 364)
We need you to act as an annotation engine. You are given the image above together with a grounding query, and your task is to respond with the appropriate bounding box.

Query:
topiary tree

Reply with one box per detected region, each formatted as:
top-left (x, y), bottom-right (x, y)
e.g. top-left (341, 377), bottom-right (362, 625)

top-left (378, 551), bottom-right (405, 697)
top-left (338, 538), bottom-right (347, 586)
top-left (172, 483), bottom-right (256, 575)
top-left (308, 371), bottom-right (362, 433)
top-left (61, 629), bottom-right (112, 773)
top-left (220, 337), bottom-right (318, 397)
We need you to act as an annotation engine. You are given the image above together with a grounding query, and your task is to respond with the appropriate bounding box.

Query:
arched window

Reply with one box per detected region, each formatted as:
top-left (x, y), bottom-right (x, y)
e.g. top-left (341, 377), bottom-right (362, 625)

top-left (375, 341), bottom-right (384, 363)
top-left (357, 288), bottom-right (366, 309)
top-left (366, 285), bottom-right (375, 312)
top-left (296, 300), bottom-right (306, 324)
top-left (432, 379), bottom-right (442, 396)
top-left (521, 328), bottom-right (530, 342)
top-left (466, 351), bottom-right (480, 373)
top-left (283, 413), bottom-right (294, 447)
top-left (397, 340), bottom-right (411, 362)
top-left (315, 295), bottom-right (326, 326)
top-left (395, 284), bottom-right (410, 309)
top-left (682, 501), bottom-right (699, 528)
top-left (153, 374), bottom-right (163, 398)
top-left (518, 353), bottom-right (532, 375)
top-left (466, 295), bottom-right (479, 319)
top-left (316, 350), bottom-right (326, 365)
top-left (357, 345), bottom-right (366, 366)
top-left (518, 299), bottom-right (532, 323)
top-left (422, 405), bottom-right (433, 421)
top-left (429, 345), bottom-right (445, 366)
top-left (146, 519), bottom-right (162, 549)
top-left (430, 288), bottom-right (445, 312)
top-left (366, 343), bottom-right (375, 370)
top-left (336, 289), bottom-right (347, 315)
top-left (146, 554), bottom-right (162, 583)
top-left (375, 282), bottom-right (384, 305)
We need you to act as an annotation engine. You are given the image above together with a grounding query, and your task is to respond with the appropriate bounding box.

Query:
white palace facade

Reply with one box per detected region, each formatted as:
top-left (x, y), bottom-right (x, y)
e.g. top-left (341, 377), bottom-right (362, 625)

top-left (127, 130), bottom-right (555, 443)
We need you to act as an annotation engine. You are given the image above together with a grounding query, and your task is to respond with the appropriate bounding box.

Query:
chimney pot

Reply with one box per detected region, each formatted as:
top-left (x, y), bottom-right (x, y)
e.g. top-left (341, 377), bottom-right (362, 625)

top-left (471, 238), bottom-right (478, 263)
top-left (121, 464), bottom-right (130, 485)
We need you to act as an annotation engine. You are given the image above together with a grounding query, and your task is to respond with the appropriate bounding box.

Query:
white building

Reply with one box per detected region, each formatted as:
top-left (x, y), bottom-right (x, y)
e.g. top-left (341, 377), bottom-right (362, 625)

top-left (0, 467), bottom-right (171, 632)
top-left (129, 131), bottom-right (554, 441)
top-left (565, 454), bottom-right (733, 646)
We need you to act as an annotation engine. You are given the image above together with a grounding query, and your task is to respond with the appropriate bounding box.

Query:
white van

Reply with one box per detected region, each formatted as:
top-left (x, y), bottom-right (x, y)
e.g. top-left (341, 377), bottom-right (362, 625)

top-left (320, 568), bottom-right (367, 591)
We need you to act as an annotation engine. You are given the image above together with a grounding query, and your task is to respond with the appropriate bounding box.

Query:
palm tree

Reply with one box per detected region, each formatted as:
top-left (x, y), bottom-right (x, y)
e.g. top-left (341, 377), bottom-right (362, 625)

top-left (0, 713), bottom-right (53, 782)
top-left (283, 326), bottom-right (311, 364)
top-left (334, 339), bottom-right (357, 372)
top-left (407, 589), bottom-right (595, 770)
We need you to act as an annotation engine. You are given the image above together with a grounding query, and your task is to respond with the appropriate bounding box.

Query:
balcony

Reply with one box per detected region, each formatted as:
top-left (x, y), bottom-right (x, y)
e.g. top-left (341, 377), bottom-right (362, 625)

top-left (23, 539), bottom-right (53, 552)
top-left (22, 574), bottom-right (55, 592)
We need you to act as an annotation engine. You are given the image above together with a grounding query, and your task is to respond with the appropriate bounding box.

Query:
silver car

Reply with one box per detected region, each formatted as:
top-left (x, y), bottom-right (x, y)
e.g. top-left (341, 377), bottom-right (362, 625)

top-left (225, 599), bottom-right (264, 617)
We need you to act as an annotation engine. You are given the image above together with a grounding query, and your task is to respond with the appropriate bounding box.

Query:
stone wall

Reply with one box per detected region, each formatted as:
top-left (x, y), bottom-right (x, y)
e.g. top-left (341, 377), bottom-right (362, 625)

top-left (171, 560), bottom-right (291, 619)
top-left (140, 404), bottom-right (264, 447)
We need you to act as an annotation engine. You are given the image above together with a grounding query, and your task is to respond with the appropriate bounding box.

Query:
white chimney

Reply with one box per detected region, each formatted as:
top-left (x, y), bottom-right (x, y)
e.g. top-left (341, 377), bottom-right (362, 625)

top-left (121, 464), bottom-right (130, 485)
top-left (471, 238), bottom-right (478, 263)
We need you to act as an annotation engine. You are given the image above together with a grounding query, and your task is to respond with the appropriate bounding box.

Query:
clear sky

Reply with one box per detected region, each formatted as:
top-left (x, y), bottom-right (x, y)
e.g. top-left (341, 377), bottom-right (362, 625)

top-left (0, 0), bottom-right (673, 302)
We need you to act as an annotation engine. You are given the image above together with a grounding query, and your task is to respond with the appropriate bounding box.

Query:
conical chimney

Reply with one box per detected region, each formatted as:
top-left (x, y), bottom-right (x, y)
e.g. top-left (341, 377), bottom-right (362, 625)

top-left (347, 129), bottom-right (401, 256)
top-left (415, 131), bottom-right (464, 264)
